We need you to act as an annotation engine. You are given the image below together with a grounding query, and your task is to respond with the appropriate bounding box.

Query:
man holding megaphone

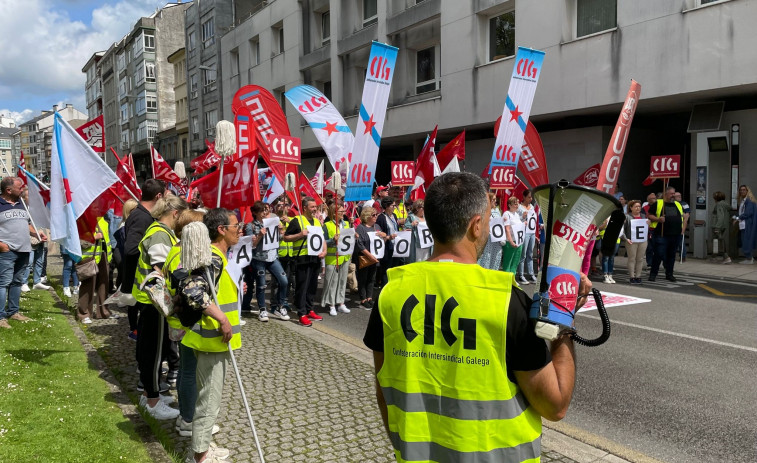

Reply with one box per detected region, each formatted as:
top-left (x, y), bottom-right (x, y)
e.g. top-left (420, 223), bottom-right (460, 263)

top-left (364, 172), bottom-right (590, 462)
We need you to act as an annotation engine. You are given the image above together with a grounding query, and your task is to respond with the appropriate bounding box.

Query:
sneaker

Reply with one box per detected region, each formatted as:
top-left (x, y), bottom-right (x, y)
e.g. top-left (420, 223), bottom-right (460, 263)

top-left (63, 287), bottom-right (72, 297)
top-left (529, 275), bottom-right (539, 284)
top-left (33, 282), bottom-right (51, 290)
top-left (208, 443), bottom-right (230, 459)
top-left (362, 299), bottom-right (374, 309)
top-left (159, 381), bottom-right (170, 393)
top-left (20, 284), bottom-right (30, 293)
top-left (608, 275), bottom-right (616, 284)
top-left (665, 275), bottom-right (677, 282)
top-left (603, 274), bottom-right (612, 284)
top-left (73, 285), bottom-right (80, 295)
top-left (128, 330), bottom-right (138, 341)
top-left (144, 400), bottom-right (179, 421)
top-left (307, 310), bottom-right (323, 321)
top-left (137, 380), bottom-right (144, 392)
top-left (41, 276), bottom-right (48, 284)
top-left (299, 315), bottom-right (313, 327)
top-left (140, 394), bottom-right (175, 408)
top-left (722, 257), bottom-right (732, 264)
top-left (517, 276), bottom-right (530, 285)
top-left (239, 319), bottom-right (247, 326)
top-left (329, 306), bottom-right (337, 316)
top-left (82, 317), bottom-right (93, 324)
top-left (271, 307), bottom-right (290, 321)
top-left (337, 304), bottom-right (350, 314)
top-left (258, 310), bottom-right (269, 322)
top-left (10, 313), bottom-right (30, 322)
top-left (648, 275), bottom-right (656, 282)
top-left (0, 319), bottom-right (11, 329)
top-left (738, 258), bottom-right (755, 265)
top-left (175, 417), bottom-right (221, 437)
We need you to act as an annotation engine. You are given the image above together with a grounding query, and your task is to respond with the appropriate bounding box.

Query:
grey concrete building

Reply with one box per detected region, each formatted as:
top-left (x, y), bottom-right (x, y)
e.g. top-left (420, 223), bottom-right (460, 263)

top-left (219, 0), bottom-right (757, 258)
top-left (82, 52), bottom-right (105, 122)
top-left (0, 127), bottom-right (17, 176)
top-left (185, 0), bottom-right (235, 156)
top-left (156, 47), bottom-right (189, 166)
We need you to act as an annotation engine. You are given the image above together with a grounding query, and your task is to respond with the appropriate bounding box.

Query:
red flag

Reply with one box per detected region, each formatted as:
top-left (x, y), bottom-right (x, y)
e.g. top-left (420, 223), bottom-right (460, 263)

top-left (150, 146), bottom-right (184, 193)
top-left (497, 175), bottom-right (529, 208)
top-left (436, 131), bottom-right (465, 172)
top-left (190, 140), bottom-right (222, 175)
top-left (518, 122), bottom-right (549, 188)
top-left (481, 162), bottom-right (491, 179)
top-left (76, 190), bottom-right (114, 243)
top-left (190, 150), bottom-right (259, 210)
top-left (298, 172), bottom-right (324, 206)
top-left (641, 175), bottom-right (656, 186)
top-left (414, 126), bottom-right (438, 190)
top-left (597, 80), bottom-right (641, 194)
top-left (17, 152), bottom-right (27, 185)
top-left (573, 163), bottom-right (601, 187)
top-left (75, 115), bottom-right (105, 154)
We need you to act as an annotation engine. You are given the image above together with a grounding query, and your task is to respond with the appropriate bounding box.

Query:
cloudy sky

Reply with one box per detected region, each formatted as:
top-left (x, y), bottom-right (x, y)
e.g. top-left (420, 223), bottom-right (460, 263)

top-left (0, 0), bottom-right (170, 125)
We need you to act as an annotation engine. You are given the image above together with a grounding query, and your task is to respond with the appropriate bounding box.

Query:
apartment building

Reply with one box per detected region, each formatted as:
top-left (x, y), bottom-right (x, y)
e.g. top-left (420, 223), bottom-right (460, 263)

top-left (157, 47), bottom-right (189, 166)
top-left (0, 128), bottom-right (17, 176)
top-left (84, 2), bottom-right (189, 179)
top-left (17, 104), bottom-right (87, 179)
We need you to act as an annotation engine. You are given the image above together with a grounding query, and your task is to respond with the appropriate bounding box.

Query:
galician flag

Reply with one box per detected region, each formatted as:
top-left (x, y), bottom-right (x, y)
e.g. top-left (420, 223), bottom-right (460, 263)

top-left (262, 174), bottom-right (284, 204)
top-left (490, 47), bottom-right (545, 188)
top-left (344, 41), bottom-right (399, 201)
top-left (50, 113), bottom-right (118, 260)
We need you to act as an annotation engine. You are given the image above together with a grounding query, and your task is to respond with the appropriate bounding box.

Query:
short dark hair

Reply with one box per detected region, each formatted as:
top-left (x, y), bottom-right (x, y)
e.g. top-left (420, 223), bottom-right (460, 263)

top-left (141, 179), bottom-right (166, 202)
top-left (252, 200), bottom-right (266, 216)
top-left (425, 172), bottom-right (488, 245)
top-left (522, 189), bottom-right (531, 199)
top-left (713, 191), bottom-right (726, 201)
top-left (380, 197), bottom-right (394, 209)
top-left (204, 208), bottom-right (231, 241)
top-left (1, 176), bottom-right (19, 194)
top-left (302, 196), bottom-right (316, 208)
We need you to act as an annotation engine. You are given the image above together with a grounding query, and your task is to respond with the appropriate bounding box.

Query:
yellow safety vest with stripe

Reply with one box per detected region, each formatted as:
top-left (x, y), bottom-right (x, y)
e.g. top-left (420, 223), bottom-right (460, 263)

top-left (82, 217), bottom-right (112, 264)
top-left (163, 245), bottom-right (184, 331)
top-left (133, 221), bottom-right (177, 304)
top-left (291, 215), bottom-right (321, 257)
top-left (324, 220), bottom-right (351, 266)
top-left (278, 217), bottom-right (292, 258)
top-left (377, 262), bottom-right (542, 463)
top-left (648, 200), bottom-right (684, 229)
top-left (181, 245), bottom-right (242, 352)
top-left (395, 203), bottom-right (408, 224)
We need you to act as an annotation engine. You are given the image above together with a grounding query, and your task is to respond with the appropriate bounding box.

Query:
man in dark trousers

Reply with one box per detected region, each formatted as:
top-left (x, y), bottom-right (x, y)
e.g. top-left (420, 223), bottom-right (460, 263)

top-left (647, 186), bottom-right (684, 282)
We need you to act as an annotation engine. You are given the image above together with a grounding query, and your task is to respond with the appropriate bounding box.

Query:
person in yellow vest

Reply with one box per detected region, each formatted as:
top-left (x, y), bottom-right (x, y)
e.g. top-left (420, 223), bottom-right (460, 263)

top-left (181, 208), bottom-right (242, 463)
top-left (283, 196), bottom-right (327, 326)
top-left (76, 215), bottom-right (113, 323)
top-left (647, 186), bottom-right (684, 282)
top-left (134, 195), bottom-right (187, 421)
top-left (321, 202), bottom-right (352, 316)
top-left (271, 198), bottom-right (294, 307)
top-left (363, 172), bottom-right (588, 463)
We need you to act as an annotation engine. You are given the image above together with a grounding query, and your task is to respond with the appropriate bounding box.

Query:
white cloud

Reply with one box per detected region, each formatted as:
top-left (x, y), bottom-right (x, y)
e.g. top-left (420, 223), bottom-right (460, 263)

top-left (0, 0), bottom-right (167, 120)
top-left (0, 109), bottom-right (35, 126)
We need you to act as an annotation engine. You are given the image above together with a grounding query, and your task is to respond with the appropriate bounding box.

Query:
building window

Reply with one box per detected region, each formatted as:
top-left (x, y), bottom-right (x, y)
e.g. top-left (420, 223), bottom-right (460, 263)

top-left (135, 62), bottom-right (145, 87)
top-left (321, 11), bottom-right (330, 45)
top-left (363, 0), bottom-right (378, 27)
top-left (146, 95), bottom-right (157, 113)
top-left (205, 110), bottom-right (218, 137)
top-left (118, 77), bottom-right (127, 99)
top-left (489, 11), bottom-right (515, 61)
top-left (144, 33), bottom-right (155, 51)
top-left (416, 46), bottom-right (439, 94)
top-left (230, 49), bottom-right (240, 76)
top-left (191, 116), bottom-right (199, 140)
top-left (147, 121), bottom-right (158, 141)
top-left (323, 81), bottom-right (332, 101)
top-left (117, 52), bottom-right (125, 72)
top-left (273, 26), bottom-right (284, 54)
top-left (202, 19), bottom-right (215, 48)
top-left (137, 121), bottom-right (148, 141)
top-left (250, 37), bottom-right (260, 66)
top-left (576, 0), bottom-right (617, 38)
top-left (188, 31), bottom-right (197, 55)
top-left (120, 103), bottom-right (129, 123)
top-left (135, 91), bottom-right (147, 116)
top-left (134, 35), bottom-right (144, 57)
top-left (190, 74), bottom-right (198, 98)
top-left (145, 62), bottom-right (156, 84)
top-left (203, 67), bottom-right (217, 93)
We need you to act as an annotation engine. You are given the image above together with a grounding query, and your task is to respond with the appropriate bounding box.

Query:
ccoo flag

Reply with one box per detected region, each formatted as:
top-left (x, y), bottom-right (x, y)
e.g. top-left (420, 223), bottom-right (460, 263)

top-left (490, 47), bottom-right (545, 188)
top-left (50, 113), bottom-right (119, 260)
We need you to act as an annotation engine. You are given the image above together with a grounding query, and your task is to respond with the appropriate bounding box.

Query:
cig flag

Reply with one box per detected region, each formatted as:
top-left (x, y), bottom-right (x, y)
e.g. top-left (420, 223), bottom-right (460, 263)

top-left (345, 41), bottom-right (399, 202)
top-left (490, 47), bottom-right (545, 188)
top-left (50, 113), bottom-right (119, 259)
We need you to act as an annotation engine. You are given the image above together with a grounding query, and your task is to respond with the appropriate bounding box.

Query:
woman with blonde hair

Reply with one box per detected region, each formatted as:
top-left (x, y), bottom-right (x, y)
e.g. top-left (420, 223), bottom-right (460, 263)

top-left (354, 207), bottom-right (387, 308)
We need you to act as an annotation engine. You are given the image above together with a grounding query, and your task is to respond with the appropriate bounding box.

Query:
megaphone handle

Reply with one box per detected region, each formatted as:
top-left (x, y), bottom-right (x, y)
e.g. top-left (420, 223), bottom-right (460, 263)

top-left (571, 288), bottom-right (611, 347)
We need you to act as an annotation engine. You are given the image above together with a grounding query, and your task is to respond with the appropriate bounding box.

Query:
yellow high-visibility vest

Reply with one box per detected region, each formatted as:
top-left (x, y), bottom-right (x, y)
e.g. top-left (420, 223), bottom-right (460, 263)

top-left (132, 221), bottom-right (176, 304)
top-left (81, 217), bottom-right (112, 264)
top-left (180, 245), bottom-right (242, 352)
top-left (324, 220), bottom-right (351, 266)
top-left (290, 215), bottom-right (321, 257)
top-left (649, 200), bottom-right (684, 229)
top-left (163, 245), bottom-right (184, 331)
top-left (377, 262), bottom-right (542, 463)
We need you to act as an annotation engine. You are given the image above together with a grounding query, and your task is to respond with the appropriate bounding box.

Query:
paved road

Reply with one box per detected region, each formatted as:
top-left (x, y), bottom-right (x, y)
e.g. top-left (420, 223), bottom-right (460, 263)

top-left (313, 271), bottom-right (757, 463)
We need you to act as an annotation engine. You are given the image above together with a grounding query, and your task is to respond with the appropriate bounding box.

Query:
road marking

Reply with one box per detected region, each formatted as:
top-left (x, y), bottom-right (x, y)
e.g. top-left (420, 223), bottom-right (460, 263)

top-left (578, 314), bottom-right (757, 353)
top-left (698, 283), bottom-right (757, 298)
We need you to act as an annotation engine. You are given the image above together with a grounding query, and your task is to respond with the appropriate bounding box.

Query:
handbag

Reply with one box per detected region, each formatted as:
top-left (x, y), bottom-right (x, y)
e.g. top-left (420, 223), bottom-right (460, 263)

top-left (76, 257), bottom-right (98, 279)
top-left (358, 253), bottom-right (378, 269)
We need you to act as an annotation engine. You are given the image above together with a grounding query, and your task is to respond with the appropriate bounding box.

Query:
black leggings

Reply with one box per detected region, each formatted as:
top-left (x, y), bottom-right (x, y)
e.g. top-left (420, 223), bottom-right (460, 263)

top-left (357, 264), bottom-right (377, 301)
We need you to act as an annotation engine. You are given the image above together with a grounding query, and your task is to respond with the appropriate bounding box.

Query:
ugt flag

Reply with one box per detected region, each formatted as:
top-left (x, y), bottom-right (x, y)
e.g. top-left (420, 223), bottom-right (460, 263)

top-left (490, 47), bottom-right (545, 189)
top-left (50, 113), bottom-right (118, 259)
top-left (344, 41), bottom-right (399, 202)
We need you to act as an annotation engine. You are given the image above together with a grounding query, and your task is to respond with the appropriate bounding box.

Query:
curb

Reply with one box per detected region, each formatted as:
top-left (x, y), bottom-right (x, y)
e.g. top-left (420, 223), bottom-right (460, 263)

top-left (51, 289), bottom-right (174, 463)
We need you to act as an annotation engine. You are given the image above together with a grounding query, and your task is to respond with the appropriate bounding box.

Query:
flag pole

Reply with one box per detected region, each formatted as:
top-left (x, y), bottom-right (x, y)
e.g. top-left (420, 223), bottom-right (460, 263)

top-left (0, 158), bottom-right (41, 241)
top-left (214, 121), bottom-right (237, 208)
top-left (216, 158), bottom-right (225, 208)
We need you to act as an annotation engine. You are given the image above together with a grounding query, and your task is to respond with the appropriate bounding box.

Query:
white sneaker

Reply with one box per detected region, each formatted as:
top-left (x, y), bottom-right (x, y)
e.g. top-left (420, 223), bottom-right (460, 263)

top-left (529, 275), bottom-right (539, 284)
top-left (329, 306), bottom-right (337, 316)
top-left (175, 417), bottom-right (220, 437)
top-left (272, 307), bottom-right (290, 320)
top-left (140, 394), bottom-right (175, 408)
top-left (337, 304), bottom-right (350, 314)
top-left (258, 310), bottom-right (269, 322)
top-left (603, 274), bottom-right (612, 284)
top-left (608, 275), bottom-right (616, 284)
top-left (63, 287), bottom-right (72, 298)
top-left (517, 276), bottom-right (530, 285)
top-left (20, 284), bottom-right (30, 293)
top-left (239, 319), bottom-right (247, 326)
top-left (738, 258), bottom-right (754, 265)
top-left (82, 317), bottom-right (93, 324)
top-left (144, 399), bottom-right (179, 420)
top-left (208, 443), bottom-right (230, 460)
top-left (33, 282), bottom-right (51, 290)
top-left (73, 285), bottom-right (80, 295)
top-left (41, 276), bottom-right (48, 284)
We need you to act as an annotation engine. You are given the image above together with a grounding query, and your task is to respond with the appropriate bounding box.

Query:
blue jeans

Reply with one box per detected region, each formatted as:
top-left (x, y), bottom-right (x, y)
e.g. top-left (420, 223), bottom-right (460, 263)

top-left (0, 250), bottom-right (30, 319)
top-left (252, 259), bottom-right (288, 309)
top-left (651, 234), bottom-right (677, 278)
top-left (602, 243), bottom-right (620, 274)
top-left (517, 234), bottom-right (536, 277)
top-left (62, 253), bottom-right (80, 288)
top-left (23, 245), bottom-right (45, 285)
top-left (177, 342), bottom-right (197, 422)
